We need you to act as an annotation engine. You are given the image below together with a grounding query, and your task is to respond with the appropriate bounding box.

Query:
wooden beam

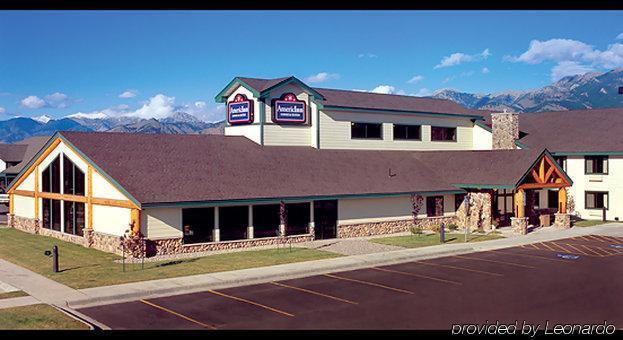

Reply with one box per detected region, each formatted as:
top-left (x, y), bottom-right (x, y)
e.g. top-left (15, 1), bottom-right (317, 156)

top-left (7, 138), bottom-right (61, 194)
top-left (130, 208), bottom-right (140, 236)
top-left (515, 189), bottom-right (524, 218)
top-left (13, 190), bottom-right (35, 197)
top-left (87, 165), bottom-right (93, 229)
top-left (558, 187), bottom-right (567, 213)
top-left (538, 158), bottom-right (545, 183)
top-left (39, 192), bottom-right (87, 203)
top-left (544, 166), bottom-right (556, 183)
top-left (530, 169), bottom-right (542, 183)
top-left (518, 182), bottom-right (568, 190)
top-left (92, 197), bottom-right (137, 209)
top-left (34, 166), bottom-right (39, 220)
top-left (9, 194), bottom-right (14, 215)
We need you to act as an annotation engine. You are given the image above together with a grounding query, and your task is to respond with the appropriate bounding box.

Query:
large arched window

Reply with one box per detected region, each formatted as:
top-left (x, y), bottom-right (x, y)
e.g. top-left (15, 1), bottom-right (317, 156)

top-left (41, 153), bottom-right (86, 235)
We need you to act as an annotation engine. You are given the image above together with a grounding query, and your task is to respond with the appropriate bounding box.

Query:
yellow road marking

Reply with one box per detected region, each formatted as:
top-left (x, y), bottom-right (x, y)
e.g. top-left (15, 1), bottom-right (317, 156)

top-left (207, 290), bottom-right (294, 317)
top-left (549, 241), bottom-right (576, 255)
top-left (528, 243), bottom-right (542, 250)
top-left (594, 235), bottom-right (619, 243)
top-left (270, 282), bottom-right (358, 305)
top-left (539, 242), bottom-right (558, 252)
top-left (585, 235), bottom-right (607, 243)
top-left (323, 273), bottom-right (415, 294)
top-left (415, 261), bottom-right (504, 276)
top-left (587, 245), bottom-right (617, 256)
top-left (493, 249), bottom-right (571, 263)
top-left (563, 243), bottom-right (591, 256)
top-left (372, 267), bottom-right (462, 286)
top-left (579, 236), bottom-right (594, 243)
top-left (140, 299), bottom-right (217, 329)
top-left (453, 255), bottom-right (536, 269)
top-left (578, 244), bottom-right (604, 256)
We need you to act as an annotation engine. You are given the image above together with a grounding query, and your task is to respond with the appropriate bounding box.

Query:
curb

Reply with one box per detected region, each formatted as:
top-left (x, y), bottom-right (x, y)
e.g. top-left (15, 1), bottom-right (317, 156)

top-left (67, 244), bottom-right (476, 309)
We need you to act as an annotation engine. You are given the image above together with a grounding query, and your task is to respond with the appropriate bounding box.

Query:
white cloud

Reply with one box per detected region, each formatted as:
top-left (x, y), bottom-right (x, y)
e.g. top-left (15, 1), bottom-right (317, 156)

top-left (370, 85), bottom-right (396, 94)
top-left (0, 107), bottom-right (5, 114)
top-left (414, 88), bottom-right (432, 97)
top-left (358, 53), bottom-right (378, 59)
top-left (118, 89), bottom-right (138, 98)
top-left (550, 61), bottom-right (596, 82)
top-left (44, 92), bottom-right (69, 108)
top-left (434, 48), bottom-right (491, 69)
top-left (305, 72), bottom-right (340, 83)
top-left (482, 67), bottom-right (490, 74)
top-left (407, 75), bottom-right (424, 84)
top-left (130, 94), bottom-right (176, 119)
top-left (509, 38), bottom-right (623, 73)
top-left (617, 32), bottom-right (623, 40)
top-left (67, 111), bottom-right (111, 119)
top-left (20, 95), bottom-right (46, 109)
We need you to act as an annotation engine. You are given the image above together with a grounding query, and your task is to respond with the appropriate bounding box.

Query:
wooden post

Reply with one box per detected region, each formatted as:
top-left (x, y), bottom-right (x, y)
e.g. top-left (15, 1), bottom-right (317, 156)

top-left (87, 166), bottom-right (93, 229)
top-left (34, 166), bottom-right (39, 219)
top-left (558, 187), bottom-right (567, 214)
top-left (130, 209), bottom-right (140, 236)
top-left (9, 193), bottom-right (14, 215)
top-left (515, 189), bottom-right (524, 218)
top-left (213, 206), bottom-right (220, 242)
top-left (247, 205), bottom-right (254, 239)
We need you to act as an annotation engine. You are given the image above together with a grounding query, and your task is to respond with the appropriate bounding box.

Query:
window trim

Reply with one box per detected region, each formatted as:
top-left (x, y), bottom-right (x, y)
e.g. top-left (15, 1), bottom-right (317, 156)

top-left (554, 156), bottom-right (567, 172)
top-left (426, 195), bottom-right (445, 217)
top-left (585, 191), bottom-right (609, 210)
top-left (430, 126), bottom-right (458, 142)
top-left (393, 124), bottom-right (422, 141)
top-left (350, 122), bottom-right (384, 140)
top-left (584, 156), bottom-right (608, 175)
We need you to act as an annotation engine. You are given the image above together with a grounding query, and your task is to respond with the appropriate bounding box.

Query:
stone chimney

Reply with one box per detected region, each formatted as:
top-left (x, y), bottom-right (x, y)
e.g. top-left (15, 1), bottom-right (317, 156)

top-left (491, 110), bottom-right (519, 150)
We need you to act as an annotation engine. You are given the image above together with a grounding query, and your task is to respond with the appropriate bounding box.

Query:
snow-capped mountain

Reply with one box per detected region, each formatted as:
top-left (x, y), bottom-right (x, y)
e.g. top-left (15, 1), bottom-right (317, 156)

top-left (431, 69), bottom-right (623, 112)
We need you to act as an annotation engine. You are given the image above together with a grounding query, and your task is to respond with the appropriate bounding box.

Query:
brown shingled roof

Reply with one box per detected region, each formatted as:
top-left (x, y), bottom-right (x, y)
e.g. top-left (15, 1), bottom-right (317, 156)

top-left (2, 136), bottom-right (51, 175)
top-left (0, 144), bottom-right (27, 163)
top-left (59, 131), bottom-right (545, 205)
top-left (235, 77), bottom-right (487, 118)
top-left (483, 108), bottom-right (623, 153)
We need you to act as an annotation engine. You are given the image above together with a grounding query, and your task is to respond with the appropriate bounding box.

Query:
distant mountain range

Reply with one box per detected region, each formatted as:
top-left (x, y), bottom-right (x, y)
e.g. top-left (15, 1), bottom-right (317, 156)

top-left (431, 69), bottom-right (623, 112)
top-left (2, 69), bottom-right (622, 143)
top-left (0, 111), bottom-right (225, 143)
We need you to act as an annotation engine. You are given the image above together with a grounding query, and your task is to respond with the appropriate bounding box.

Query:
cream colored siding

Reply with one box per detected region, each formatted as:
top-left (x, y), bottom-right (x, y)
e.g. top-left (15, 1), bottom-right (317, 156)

top-left (13, 195), bottom-right (35, 219)
top-left (565, 156), bottom-right (623, 221)
top-left (338, 194), bottom-right (457, 225)
top-left (224, 86), bottom-right (262, 144)
top-left (92, 170), bottom-right (128, 201)
top-left (263, 125), bottom-right (311, 146)
top-left (18, 172), bottom-right (35, 191)
top-left (92, 205), bottom-right (131, 236)
top-left (319, 110), bottom-right (474, 150)
top-left (0, 159), bottom-right (5, 173)
top-left (144, 208), bottom-right (183, 239)
top-left (472, 124), bottom-right (493, 150)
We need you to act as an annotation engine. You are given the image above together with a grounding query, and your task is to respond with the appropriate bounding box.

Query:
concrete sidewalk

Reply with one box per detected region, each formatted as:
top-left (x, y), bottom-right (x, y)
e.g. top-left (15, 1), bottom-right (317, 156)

top-left (66, 223), bottom-right (623, 309)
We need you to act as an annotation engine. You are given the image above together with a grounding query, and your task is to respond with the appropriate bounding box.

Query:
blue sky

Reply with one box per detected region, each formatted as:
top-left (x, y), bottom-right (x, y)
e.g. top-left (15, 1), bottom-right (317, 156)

top-left (1, 10), bottom-right (622, 122)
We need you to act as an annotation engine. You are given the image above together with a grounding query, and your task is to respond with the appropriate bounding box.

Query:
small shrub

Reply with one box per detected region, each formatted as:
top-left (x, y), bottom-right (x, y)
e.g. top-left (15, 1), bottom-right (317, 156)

top-left (447, 223), bottom-right (459, 231)
top-left (476, 227), bottom-right (485, 234)
top-left (410, 226), bottom-right (423, 235)
top-left (430, 225), bottom-right (441, 233)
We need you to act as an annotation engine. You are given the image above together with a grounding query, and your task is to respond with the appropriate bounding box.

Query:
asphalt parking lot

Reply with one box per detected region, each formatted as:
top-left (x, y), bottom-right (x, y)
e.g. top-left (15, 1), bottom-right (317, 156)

top-left (78, 234), bottom-right (623, 330)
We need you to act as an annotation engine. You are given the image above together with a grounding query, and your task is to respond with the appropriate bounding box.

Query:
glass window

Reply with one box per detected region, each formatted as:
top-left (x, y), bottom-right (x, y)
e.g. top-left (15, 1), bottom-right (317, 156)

top-left (431, 126), bottom-right (457, 141)
top-left (182, 208), bottom-right (214, 244)
top-left (63, 201), bottom-right (85, 236)
top-left (585, 156), bottom-right (608, 175)
top-left (393, 124), bottom-right (421, 140)
top-left (42, 199), bottom-right (61, 231)
top-left (253, 204), bottom-right (280, 238)
top-left (42, 156), bottom-right (61, 193)
top-left (219, 206), bottom-right (248, 241)
top-left (285, 202), bottom-right (310, 236)
top-left (63, 156), bottom-right (85, 196)
top-left (454, 193), bottom-right (466, 211)
top-left (585, 191), bottom-right (608, 210)
top-left (426, 196), bottom-right (444, 217)
top-left (351, 122), bottom-right (382, 139)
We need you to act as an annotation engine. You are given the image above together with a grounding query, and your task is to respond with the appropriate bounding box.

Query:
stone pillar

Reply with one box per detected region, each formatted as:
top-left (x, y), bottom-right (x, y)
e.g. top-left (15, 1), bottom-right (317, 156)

top-left (511, 217), bottom-right (529, 235)
top-left (308, 201), bottom-right (315, 235)
top-left (462, 191), bottom-right (492, 231)
top-left (213, 206), bottom-right (220, 242)
top-left (84, 228), bottom-right (94, 248)
top-left (491, 111), bottom-right (519, 150)
top-left (247, 205), bottom-right (254, 239)
top-left (554, 213), bottom-right (571, 229)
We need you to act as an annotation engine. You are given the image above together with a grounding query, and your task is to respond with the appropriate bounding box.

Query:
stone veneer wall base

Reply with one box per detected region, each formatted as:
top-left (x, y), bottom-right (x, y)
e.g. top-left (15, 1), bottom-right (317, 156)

top-left (337, 216), bottom-right (457, 238)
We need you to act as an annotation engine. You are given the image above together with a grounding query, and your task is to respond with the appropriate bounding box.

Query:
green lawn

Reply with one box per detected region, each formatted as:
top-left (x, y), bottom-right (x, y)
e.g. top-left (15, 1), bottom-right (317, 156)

top-left (0, 228), bottom-right (340, 289)
top-left (371, 232), bottom-right (504, 248)
top-left (0, 291), bottom-right (28, 300)
top-left (572, 219), bottom-right (613, 227)
top-left (0, 304), bottom-right (89, 330)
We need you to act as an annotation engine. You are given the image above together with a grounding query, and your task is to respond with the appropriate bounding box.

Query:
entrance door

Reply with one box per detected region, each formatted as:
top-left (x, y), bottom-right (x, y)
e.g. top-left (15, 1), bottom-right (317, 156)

top-left (314, 200), bottom-right (338, 239)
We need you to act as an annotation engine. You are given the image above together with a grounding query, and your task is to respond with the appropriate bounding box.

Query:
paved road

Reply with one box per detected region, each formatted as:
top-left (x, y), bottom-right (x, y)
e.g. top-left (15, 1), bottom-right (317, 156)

top-left (78, 234), bottom-right (623, 330)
